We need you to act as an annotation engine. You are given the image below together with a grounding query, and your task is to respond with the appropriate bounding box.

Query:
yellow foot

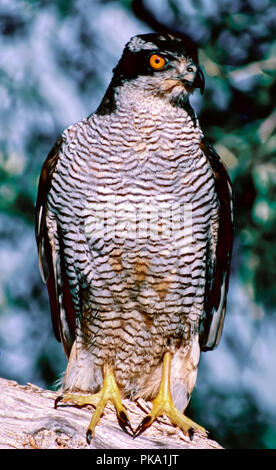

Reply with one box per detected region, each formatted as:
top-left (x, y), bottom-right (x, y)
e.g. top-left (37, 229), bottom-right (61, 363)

top-left (134, 352), bottom-right (207, 439)
top-left (55, 363), bottom-right (133, 443)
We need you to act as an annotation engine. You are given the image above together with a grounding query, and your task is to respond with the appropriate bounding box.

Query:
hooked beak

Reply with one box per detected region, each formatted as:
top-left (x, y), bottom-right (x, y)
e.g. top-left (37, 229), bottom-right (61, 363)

top-left (193, 66), bottom-right (205, 95)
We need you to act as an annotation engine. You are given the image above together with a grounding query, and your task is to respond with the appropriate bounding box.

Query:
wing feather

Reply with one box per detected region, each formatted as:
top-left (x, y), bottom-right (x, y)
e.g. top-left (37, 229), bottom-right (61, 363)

top-left (199, 137), bottom-right (234, 351)
top-left (35, 138), bottom-right (75, 357)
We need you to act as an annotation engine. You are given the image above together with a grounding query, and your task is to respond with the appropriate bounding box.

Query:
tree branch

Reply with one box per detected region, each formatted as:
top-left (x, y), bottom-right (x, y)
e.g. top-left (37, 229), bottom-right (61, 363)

top-left (0, 377), bottom-right (222, 449)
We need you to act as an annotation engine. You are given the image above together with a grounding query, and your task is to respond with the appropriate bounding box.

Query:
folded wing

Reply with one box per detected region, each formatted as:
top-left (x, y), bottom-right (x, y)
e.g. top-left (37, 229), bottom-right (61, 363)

top-left (199, 137), bottom-right (234, 351)
top-left (35, 138), bottom-right (75, 357)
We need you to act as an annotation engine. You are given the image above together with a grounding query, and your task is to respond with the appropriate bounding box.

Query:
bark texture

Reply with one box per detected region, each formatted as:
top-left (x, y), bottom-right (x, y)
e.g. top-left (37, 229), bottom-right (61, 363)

top-left (0, 377), bottom-right (222, 449)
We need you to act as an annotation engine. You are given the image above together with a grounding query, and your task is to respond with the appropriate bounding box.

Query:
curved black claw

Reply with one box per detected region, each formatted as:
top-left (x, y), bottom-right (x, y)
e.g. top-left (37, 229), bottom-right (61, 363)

top-left (54, 394), bottom-right (64, 409)
top-left (118, 410), bottom-right (134, 437)
top-left (133, 415), bottom-right (153, 438)
top-left (86, 429), bottom-right (92, 445)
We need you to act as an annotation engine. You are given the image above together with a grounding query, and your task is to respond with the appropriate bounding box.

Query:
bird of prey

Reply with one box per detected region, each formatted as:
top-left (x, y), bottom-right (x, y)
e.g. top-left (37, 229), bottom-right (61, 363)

top-left (35, 33), bottom-right (233, 443)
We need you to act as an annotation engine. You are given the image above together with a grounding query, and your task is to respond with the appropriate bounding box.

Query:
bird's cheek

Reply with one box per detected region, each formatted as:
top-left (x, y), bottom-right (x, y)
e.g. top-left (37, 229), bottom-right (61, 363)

top-left (186, 72), bottom-right (196, 83)
top-left (181, 72), bottom-right (196, 84)
top-left (160, 79), bottom-right (181, 92)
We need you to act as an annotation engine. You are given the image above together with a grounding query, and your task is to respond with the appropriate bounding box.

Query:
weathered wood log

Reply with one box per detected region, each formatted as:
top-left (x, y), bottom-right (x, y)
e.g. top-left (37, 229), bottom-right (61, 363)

top-left (0, 377), bottom-right (222, 449)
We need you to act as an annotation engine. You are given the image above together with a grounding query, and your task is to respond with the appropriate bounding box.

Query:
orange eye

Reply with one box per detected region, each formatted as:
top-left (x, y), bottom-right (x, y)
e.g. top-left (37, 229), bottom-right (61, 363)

top-left (149, 54), bottom-right (166, 70)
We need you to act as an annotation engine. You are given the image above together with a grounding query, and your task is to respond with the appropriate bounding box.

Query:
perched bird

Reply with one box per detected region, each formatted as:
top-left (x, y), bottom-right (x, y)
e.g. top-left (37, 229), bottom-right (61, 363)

top-left (35, 32), bottom-right (233, 443)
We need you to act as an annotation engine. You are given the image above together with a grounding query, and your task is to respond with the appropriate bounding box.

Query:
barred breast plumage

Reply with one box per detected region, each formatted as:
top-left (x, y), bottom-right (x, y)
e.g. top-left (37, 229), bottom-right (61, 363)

top-left (36, 32), bottom-right (233, 440)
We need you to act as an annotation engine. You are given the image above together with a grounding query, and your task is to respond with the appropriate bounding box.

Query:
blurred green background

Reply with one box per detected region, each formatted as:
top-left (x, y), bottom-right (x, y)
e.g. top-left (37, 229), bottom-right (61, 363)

top-left (0, 0), bottom-right (275, 449)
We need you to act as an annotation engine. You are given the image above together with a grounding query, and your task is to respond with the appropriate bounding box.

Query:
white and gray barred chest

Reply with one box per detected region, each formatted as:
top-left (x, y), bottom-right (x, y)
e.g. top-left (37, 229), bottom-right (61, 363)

top-left (48, 98), bottom-right (218, 355)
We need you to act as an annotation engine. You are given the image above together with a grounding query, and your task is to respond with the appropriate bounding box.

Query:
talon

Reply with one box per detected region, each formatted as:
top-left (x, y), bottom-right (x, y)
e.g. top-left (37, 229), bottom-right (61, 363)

top-left (134, 415), bottom-right (153, 438)
top-left (133, 425), bottom-right (142, 438)
top-left (141, 415), bottom-right (153, 429)
top-left (133, 416), bottom-right (149, 437)
top-left (54, 394), bottom-right (63, 409)
top-left (118, 410), bottom-right (134, 436)
top-left (86, 429), bottom-right (92, 445)
top-left (134, 352), bottom-right (207, 438)
top-left (53, 363), bottom-right (133, 441)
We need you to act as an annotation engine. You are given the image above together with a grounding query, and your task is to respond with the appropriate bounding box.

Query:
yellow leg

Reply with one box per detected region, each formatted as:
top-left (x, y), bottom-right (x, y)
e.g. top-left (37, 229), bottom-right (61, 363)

top-left (134, 352), bottom-right (207, 438)
top-left (55, 363), bottom-right (133, 443)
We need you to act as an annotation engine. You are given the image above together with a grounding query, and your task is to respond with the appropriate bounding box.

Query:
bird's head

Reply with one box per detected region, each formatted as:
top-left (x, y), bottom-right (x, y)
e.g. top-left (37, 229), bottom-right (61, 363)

top-left (108, 33), bottom-right (205, 109)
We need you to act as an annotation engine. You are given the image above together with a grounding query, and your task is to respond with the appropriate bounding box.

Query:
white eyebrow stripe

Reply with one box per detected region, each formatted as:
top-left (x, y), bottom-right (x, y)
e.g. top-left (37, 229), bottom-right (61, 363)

top-left (128, 37), bottom-right (159, 52)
